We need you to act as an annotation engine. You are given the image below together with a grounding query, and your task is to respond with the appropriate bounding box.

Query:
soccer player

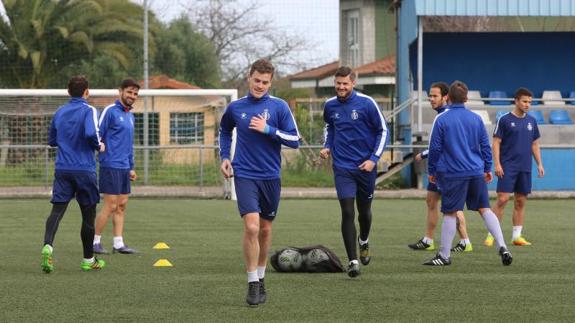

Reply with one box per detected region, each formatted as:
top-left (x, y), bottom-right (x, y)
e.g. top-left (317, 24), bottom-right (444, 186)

top-left (484, 87), bottom-right (544, 247)
top-left (219, 59), bottom-right (300, 306)
top-left (320, 66), bottom-right (388, 277)
top-left (93, 79), bottom-right (140, 255)
top-left (41, 75), bottom-right (106, 273)
top-left (424, 80), bottom-right (512, 266)
top-left (409, 82), bottom-right (472, 252)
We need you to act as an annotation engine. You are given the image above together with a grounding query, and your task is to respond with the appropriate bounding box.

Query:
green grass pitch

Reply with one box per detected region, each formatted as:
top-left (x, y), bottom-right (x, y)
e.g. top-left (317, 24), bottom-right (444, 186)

top-left (1, 198), bottom-right (574, 322)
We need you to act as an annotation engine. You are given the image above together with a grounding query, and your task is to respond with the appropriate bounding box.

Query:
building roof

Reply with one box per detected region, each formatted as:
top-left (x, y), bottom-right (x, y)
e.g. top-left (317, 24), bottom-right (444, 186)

top-left (142, 75), bottom-right (201, 89)
top-left (416, 0), bottom-right (575, 17)
top-left (353, 55), bottom-right (395, 76)
top-left (289, 61), bottom-right (339, 80)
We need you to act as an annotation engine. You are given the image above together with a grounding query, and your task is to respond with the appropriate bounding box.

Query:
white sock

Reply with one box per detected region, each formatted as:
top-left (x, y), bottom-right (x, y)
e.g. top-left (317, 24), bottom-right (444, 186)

top-left (462, 238), bottom-right (471, 245)
top-left (349, 259), bottom-right (359, 265)
top-left (113, 236), bottom-right (124, 249)
top-left (257, 266), bottom-right (266, 280)
top-left (512, 226), bottom-right (523, 240)
top-left (247, 270), bottom-right (259, 283)
top-left (93, 235), bottom-right (101, 245)
top-left (359, 237), bottom-right (368, 245)
top-left (423, 236), bottom-right (434, 245)
top-left (83, 257), bottom-right (95, 264)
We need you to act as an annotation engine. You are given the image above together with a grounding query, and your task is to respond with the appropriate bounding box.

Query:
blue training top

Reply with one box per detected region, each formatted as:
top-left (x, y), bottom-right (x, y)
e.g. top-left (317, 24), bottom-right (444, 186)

top-left (323, 90), bottom-right (388, 170)
top-left (98, 100), bottom-right (135, 170)
top-left (493, 112), bottom-right (540, 173)
top-left (219, 92), bottom-right (300, 180)
top-left (49, 97), bottom-right (101, 172)
top-left (428, 103), bottom-right (492, 178)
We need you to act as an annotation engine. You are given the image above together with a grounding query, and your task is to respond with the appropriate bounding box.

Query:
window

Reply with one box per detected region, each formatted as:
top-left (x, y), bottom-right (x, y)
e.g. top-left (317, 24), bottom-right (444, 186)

top-left (346, 9), bottom-right (360, 67)
top-left (170, 112), bottom-right (204, 144)
top-left (133, 112), bottom-right (159, 146)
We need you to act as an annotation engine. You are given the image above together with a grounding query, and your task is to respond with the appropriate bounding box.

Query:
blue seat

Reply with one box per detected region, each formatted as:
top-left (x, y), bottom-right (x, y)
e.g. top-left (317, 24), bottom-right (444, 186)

top-left (549, 110), bottom-right (573, 124)
top-left (488, 91), bottom-right (511, 105)
top-left (528, 110), bottom-right (545, 124)
top-left (569, 91), bottom-right (575, 105)
top-left (495, 110), bottom-right (509, 122)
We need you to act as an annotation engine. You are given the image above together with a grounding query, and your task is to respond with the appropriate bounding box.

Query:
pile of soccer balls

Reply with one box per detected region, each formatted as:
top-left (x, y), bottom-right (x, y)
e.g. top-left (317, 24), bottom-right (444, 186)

top-left (271, 246), bottom-right (343, 273)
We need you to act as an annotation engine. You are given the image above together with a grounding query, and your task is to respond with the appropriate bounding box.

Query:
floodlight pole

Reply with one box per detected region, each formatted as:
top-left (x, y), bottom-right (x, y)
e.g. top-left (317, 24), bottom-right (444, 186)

top-left (143, 0), bottom-right (150, 184)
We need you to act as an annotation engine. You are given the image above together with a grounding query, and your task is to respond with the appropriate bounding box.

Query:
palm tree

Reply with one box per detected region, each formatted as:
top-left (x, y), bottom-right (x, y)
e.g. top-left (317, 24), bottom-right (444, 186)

top-left (0, 0), bottom-right (146, 88)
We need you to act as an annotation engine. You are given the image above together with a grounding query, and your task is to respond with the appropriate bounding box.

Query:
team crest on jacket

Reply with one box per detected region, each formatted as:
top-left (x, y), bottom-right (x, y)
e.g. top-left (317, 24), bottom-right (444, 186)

top-left (241, 112), bottom-right (247, 119)
top-left (527, 122), bottom-right (533, 131)
top-left (262, 109), bottom-right (270, 120)
top-left (351, 109), bottom-right (359, 120)
top-left (119, 116), bottom-right (124, 122)
top-left (333, 112), bottom-right (340, 119)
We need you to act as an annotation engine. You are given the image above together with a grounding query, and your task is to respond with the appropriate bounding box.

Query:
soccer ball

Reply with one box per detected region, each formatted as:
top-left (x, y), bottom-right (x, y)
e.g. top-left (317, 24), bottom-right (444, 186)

top-left (277, 248), bottom-right (303, 271)
top-left (304, 248), bottom-right (329, 270)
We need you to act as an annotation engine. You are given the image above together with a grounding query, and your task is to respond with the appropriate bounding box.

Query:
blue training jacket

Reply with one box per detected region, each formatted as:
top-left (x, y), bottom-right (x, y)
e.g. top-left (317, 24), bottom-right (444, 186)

top-left (323, 90), bottom-right (388, 170)
top-left (420, 105), bottom-right (446, 159)
top-left (49, 97), bottom-right (101, 172)
top-left (219, 92), bottom-right (300, 180)
top-left (98, 100), bottom-right (135, 170)
top-left (428, 104), bottom-right (492, 178)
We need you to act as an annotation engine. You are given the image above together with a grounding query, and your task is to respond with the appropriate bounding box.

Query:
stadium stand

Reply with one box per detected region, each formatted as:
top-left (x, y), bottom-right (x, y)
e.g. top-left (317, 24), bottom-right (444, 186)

top-left (569, 91), bottom-right (575, 105)
top-left (528, 110), bottom-right (546, 124)
top-left (549, 110), bottom-right (573, 125)
top-left (542, 90), bottom-right (565, 106)
top-left (467, 90), bottom-right (485, 106)
top-left (471, 110), bottom-right (492, 125)
top-left (496, 110), bottom-right (508, 122)
top-left (488, 90), bottom-right (511, 105)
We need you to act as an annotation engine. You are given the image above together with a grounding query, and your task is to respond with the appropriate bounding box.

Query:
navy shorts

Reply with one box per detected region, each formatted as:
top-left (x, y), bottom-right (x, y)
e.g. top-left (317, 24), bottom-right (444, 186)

top-left (427, 181), bottom-right (440, 193)
top-left (333, 167), bottom-right (376, 201)
top-left (51, 170), bottom-right (99, 205)
top-left (496, 170), bottom-right (532, 195)
top-left (234, 177), bottom-right (281, 221)
top-left (99, 167), bottom-right (131, 194)
top-left (436, 174), bottom-right (490, 213)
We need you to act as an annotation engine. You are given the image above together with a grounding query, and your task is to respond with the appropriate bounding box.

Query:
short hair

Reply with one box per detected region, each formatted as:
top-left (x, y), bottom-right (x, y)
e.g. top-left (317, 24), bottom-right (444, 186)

top-left (120, 78), bottom-right (140, 90)
top-left (448, 80), bottom-right (468, 104)
top-left (334, 66), bottom-right (356, 81)
top-left (249, 59), bottom-right (275, 77)
top-left (514, 87), bottom-right (533, 100)
top-left (430, 82), bottom-right (449, 97)
top-left (67, 75), bottom-right (89, 98)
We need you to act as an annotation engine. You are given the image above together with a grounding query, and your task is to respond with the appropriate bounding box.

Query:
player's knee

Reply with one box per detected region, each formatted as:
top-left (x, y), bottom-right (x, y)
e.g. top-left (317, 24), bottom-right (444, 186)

top-left (259, 225), bottom-right (272, 238)
top-left (514, 197), bottom-right (526, 209)
top-left (245, 223), bottom-right (259, 237)
top-left (497, 196), bottom-right (509, 206)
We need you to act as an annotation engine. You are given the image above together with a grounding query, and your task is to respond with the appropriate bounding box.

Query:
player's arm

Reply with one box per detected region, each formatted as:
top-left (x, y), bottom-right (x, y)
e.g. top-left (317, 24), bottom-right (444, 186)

top-left (416, 149), bottom-right (429, 161)
top-left (320, 106), bottom-right (333, 159)
top-left (85, 107), bottom-right (104, 152)
top-left (250, 103), bottom-right (300, 149)
top-left (532, 139), bottom-right (544, 178)
top-left (479, 123), bottom-right (492, 174)
top-left (427, 118), bottom-right (443, 180)
top-left (48, 117), bottom-right (57, 147)
top-left (359, 101), bottom-right (388, 171)
top-left (219, 106), bottom-right (235, 178)
top-left (492, 136), bottom-right (503, 177)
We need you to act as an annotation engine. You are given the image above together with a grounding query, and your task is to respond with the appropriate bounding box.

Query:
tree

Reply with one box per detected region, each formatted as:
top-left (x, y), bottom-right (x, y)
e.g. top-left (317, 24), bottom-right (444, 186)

top-left (153, 17), bottom-right (221, 88)
top-left (185, 0), bottom-right (310, 85)
top-left (0, 0), bottom-right (145, 88)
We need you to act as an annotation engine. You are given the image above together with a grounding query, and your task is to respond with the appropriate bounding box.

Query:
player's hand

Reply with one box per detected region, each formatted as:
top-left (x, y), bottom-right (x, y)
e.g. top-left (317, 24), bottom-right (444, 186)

top-left (249, 115), bottom-right (267, 133)
top-left (129, 170), bottom-right (137, 181)
top-left (485, 172), bottom-right (493, 183)
top-left (415, 153), bottom-right (422, 162)
top-left (220, 159), bottom-right (233, 178)
top-left (99, 141), bottom-right (105, 152)
top-left (319, 148), bottom-right (330, 159)
top-left (358, 160), bottom-right (376, 172)
top-left (494, 164), bottom-right (504, 178)
top-left (428, 175), bottom-right (436, 184)
top-left (537, 165), bottom-right (545, 178)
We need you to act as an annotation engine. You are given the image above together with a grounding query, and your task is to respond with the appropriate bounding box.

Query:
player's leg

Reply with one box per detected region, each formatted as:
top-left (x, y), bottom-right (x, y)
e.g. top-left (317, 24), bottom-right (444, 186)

top-left (94, 194), bottom-right (118, 254)
top-left (77, 172), bottom-right (106, 271)
top-left (334, 167), bottom-right (360, 277)
top-left (451, 211), bottom-right (473, 252)
top-left (112, 194), bottom-right (136, 253)
top-left (424, 174), bottom-right (466, 266)
top-left (234, 177), bottom-right (262, 305)
top-left (256, 178), bottom-right (281, 304)
top-left (469, 176), bottom-right (512, 265)
top-left (408, 187), bottom-right (440, 250)
top-left (511, 172), bottom-right (532, 245)
top-left (42, 171), bottom-right (74, 273)
top-left (356, 168), bottom-right (375, 266)
top-left (487, 170), bottom-right (516, 245)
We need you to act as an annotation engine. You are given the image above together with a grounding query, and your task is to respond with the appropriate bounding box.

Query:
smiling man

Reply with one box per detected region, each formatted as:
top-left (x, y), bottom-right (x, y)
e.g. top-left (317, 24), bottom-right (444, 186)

top-left (320, 66), bottom-right (388, 278)
top-left (93, 79), bottom-right (140, 255)
top-left (219, 59), bottom-right (300, 306)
